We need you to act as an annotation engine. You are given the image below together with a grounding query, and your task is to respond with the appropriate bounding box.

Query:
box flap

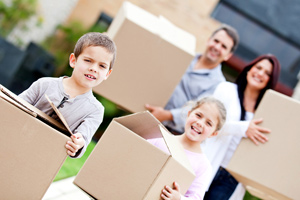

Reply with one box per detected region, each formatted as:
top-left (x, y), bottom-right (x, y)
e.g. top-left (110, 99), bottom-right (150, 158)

top-left (122, 1), bottom-right (159, 35)
top-left (0, 85), bottom-right (69, 135)
top-left (115, 111), bottom-right (194, 174)
top-left (159, 125), bottom-right (194, 174)
top-left (45, 94), bottom-right (72, 135)
top-left (114, 111), bottom-right (163, 139)
top-left (112, 2), bottom-right (196, 55)
top-left (157, 16), bottom-right (196, 55)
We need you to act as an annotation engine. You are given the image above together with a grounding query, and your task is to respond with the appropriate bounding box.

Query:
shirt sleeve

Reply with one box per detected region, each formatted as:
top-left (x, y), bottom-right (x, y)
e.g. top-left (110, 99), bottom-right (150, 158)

top-left (71, 106), bottom-right (104, 158)
top-left (212, 82), bottom-right (250, 138)
top-left (219, 120), bottom-right (250, 137)
top-left (180, 162), bottom-right (212, 200)
top-left (18, 78), bottom-right (43, 104)
top-left (170, 107), bottom-right (188, 131)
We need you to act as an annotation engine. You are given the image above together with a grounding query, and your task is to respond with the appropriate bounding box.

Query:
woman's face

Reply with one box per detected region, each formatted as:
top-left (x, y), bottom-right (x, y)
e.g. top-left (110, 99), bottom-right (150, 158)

top-left (246, 59), bottom-right (273, 91)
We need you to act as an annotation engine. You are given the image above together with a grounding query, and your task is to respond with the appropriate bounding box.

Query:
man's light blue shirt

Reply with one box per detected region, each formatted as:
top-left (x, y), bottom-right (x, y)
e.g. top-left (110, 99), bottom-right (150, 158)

top-left (164, 54), bottom-right (225, 133)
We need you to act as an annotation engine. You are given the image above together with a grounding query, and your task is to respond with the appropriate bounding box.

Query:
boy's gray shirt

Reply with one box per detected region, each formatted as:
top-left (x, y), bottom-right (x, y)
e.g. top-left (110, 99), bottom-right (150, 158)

top-left (19, 76), bottom-right (104, 158)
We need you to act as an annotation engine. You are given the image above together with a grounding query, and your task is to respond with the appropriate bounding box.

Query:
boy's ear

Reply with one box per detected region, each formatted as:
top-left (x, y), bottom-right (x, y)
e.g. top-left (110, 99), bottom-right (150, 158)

top-left (209, 131), bottom-right (219, 138)
top-left (69, 53), bottom-right (76, 68)
top-left (104, 69), bottom-right (113, 80)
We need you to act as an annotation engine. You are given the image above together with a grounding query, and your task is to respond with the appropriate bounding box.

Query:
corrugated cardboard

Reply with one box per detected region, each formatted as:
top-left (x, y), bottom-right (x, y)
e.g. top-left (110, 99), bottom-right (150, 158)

top-left (226, 90), bottom-right (300, 200)
top-left (0, 85), bottom-right (71, 200)
top-left (74, 111), bottom-right (195, 200)
top-left (93, 1), bottom-right (195, 113)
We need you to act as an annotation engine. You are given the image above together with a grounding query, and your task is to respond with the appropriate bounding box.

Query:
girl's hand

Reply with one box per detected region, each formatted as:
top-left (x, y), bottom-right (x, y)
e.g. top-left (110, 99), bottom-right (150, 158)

top-left (65, 133), bottom-right (85, 156)
top-left (161, 182), bottom-right (181, 200)
top-left (246, 118), bottom-right (271, 145)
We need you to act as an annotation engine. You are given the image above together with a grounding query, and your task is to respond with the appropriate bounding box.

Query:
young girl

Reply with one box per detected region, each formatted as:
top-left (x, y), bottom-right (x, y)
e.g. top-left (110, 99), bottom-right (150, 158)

top-left (148, 97), bottom-right (226, 200)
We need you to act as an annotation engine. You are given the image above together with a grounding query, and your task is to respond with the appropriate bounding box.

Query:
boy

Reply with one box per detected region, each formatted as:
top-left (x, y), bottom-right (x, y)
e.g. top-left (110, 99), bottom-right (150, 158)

top-left (19, 32), bottom-right (116, 158)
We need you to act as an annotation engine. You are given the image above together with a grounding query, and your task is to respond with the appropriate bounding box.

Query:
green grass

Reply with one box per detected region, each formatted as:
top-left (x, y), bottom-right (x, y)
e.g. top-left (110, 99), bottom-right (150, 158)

top-left (53, 139), bottom-right (97, 182)
top-left (244, 191), bottom-right (261, 200)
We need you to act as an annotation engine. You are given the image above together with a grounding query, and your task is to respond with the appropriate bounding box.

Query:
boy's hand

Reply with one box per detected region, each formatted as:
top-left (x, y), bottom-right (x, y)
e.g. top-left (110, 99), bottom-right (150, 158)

top-left (161, 182), bottom-right (181, 200)
top-left (145, 104), bottom-right (173, 122)
top-left (246, 118), bottom-right (271, 145)
top-left (65, 133), bottom-right (85, 156)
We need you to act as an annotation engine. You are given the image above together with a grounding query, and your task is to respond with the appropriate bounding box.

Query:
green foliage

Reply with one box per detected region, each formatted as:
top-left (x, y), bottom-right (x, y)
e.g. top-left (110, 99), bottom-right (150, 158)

top-left (0, 0), bottom-right (41, 39)
top-left (42, 21), bottom-right (109, 76)
top-left (41, 21), bottom-right (87, 75)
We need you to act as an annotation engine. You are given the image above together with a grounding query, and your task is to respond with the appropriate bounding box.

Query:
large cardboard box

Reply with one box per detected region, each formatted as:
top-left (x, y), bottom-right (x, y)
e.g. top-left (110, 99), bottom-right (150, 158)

top-left (93, 1), bottom-right (196, 113)
top-left (74, 111), bottom-right (195, 200)
top-left (226, 90), bottom-right (300, 200)
top-left (0, 85), bottom-right (71, 200)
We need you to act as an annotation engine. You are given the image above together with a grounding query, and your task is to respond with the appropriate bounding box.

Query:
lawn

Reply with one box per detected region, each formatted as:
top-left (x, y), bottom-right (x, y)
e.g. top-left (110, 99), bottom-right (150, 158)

top-left (53, 139), bottom-right (97, 182)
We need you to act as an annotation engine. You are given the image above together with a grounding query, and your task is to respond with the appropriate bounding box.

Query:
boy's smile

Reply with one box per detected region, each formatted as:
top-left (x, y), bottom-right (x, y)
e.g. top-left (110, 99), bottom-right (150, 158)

top-left (84, 74), bottom-right (96, 80)
top-left (69, 45), bottom-right (113, 93)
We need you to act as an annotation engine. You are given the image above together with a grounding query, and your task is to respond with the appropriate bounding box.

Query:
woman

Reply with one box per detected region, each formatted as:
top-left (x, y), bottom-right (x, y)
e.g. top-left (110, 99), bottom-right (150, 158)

top-left (202, 54), bottom-right (281, 200)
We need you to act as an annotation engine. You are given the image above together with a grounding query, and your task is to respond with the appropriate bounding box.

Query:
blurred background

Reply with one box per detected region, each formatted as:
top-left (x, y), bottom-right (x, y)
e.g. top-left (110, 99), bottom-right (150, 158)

top-left (1, 1), bottom-right (299, 199)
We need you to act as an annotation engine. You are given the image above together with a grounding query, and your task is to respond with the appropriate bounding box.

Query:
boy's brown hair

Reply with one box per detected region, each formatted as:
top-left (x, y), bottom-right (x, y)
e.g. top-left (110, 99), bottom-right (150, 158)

top-left (74, 32), bottom-right (117, 70)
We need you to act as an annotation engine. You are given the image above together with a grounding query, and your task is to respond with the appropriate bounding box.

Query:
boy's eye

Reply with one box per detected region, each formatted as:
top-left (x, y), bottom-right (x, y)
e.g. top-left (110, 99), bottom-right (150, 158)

top-left (100, 65), bottom-right (107, 69)
top-left (84, 59), bottom-right (91, 62)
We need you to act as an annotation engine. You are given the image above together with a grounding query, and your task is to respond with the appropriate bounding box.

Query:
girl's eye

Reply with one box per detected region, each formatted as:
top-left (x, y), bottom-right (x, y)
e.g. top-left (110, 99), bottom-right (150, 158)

top-left (84, 59), bottom-right (91, 63)
top-left (207, 121), bottom-right (212, 127)
top-left (100, 65), bottom-right (107, 69)
top-left (196, 113), bottom-right (201, 118)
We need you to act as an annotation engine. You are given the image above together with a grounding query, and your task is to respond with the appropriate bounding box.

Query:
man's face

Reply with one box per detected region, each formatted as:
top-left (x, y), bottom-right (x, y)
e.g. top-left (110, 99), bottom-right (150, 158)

top-left (204, 30), bottom-right (234, 64)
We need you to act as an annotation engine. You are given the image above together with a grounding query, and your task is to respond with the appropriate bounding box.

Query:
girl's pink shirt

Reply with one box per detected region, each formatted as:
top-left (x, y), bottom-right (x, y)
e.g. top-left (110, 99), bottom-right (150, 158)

top-left (147, 138), bottom-right (212, 200)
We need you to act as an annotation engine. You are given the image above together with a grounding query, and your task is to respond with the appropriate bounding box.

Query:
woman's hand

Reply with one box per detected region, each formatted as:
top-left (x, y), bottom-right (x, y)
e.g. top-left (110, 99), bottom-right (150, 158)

top-left (246, 118), bottom-right (271, 145)
top-left (161, 182), bottom-right (181, 200)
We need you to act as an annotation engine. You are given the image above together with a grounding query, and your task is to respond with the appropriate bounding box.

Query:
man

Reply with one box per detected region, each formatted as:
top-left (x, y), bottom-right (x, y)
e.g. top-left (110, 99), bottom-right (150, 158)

top-left (145, 24), bottom-right (239, 134)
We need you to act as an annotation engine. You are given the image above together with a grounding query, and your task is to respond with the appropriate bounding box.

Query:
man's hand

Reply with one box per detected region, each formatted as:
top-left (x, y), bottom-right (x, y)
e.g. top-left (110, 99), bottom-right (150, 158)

top-left (246, 118), bottom-right (271, 145)
top-left (145, 104), bottom-right (173, 122)
top-left (161, 182), bottom-right (181, 200)
top-left (65, 133), bottom-right (85, 156)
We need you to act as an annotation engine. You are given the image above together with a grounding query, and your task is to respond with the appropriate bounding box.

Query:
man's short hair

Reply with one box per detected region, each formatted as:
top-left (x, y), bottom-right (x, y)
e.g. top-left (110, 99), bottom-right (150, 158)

top-left (211, 24), bottom-right (239, 53)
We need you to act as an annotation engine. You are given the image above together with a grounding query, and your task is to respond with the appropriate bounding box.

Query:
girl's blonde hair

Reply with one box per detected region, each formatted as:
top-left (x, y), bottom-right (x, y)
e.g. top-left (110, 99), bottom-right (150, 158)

top-left (190, 97), bottom-right (226, 131)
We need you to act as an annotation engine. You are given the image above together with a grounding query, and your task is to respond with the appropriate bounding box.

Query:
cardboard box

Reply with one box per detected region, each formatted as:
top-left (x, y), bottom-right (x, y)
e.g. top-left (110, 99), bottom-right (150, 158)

top-left (74, 111), bottom-right (195, 200)
top-left (93, 1), bottom-right (196, 113)
top-left (226, 90), bottom-right (300, 200)
top-left (0, 85), bottom-right (71, 200)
